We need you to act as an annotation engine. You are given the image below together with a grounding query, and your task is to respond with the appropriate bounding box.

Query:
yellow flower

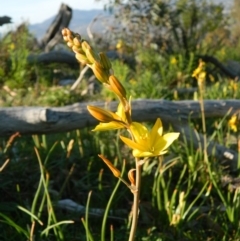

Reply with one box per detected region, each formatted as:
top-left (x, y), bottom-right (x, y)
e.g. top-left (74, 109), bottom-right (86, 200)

top-left (192, 59), bottom-right (205, 78)
top-left (209, 74), bottom-right (215, 82)
top-left (228, 115), bottom-right (238, 132)
top-left (129, 78), bottom-right (137, 86)
top-left (90, 102), bottom-right (128, 131)
top-left (116, 39), bottom-right (124, 49)
top-left (120, 118), bottom-right (179, 157)
top-left (192, 60), bottom-right (206, 87)
top-left (197, 71), bottom-right (206, 85)
top-left (170, 56), bottom-right (177, 65)
top-left (8, 43), bottom-right (15, 50)
top-left (229, 80), bottom-right (238, 92)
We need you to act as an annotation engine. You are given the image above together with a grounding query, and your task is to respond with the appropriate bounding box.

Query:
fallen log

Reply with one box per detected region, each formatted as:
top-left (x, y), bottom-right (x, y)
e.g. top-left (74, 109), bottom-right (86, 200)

top-left (40, 3), bottom-right (72, 52)
top-left (2, 99), bottom-right (239, 136)
top-left (199, 55), bottom-right (240, 79)
top-left (27, 50), bottom-right (78, 66)
top-left (27, 50), bottom-right (135, 68)
top-left (0, 99), bottom-right (239, 170)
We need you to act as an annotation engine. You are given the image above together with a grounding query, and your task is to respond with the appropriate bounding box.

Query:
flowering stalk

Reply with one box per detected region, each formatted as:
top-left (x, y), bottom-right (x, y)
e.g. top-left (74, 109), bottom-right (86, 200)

top-left (192, 59), bottom-right (208, 164)
top-left (128, 157), bottom-right (141, 241)
top-left (62, 28), bottom-right (179, 241)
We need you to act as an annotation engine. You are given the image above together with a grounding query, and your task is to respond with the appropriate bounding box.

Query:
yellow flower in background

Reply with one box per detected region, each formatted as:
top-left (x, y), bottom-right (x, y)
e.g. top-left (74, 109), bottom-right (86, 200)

top-left (129, 78), bottom-right (137, 86)
top-left (192, 59), bottom-right (206, 87)
top-left (120, 118), bottom-right (179, 157)
top-left (197, 72), bottom-right (206, 85)
top-left (170, 56), bottom-right (177, 65)
top-left (8, 43), bottom-right (15, 50)
top-left (228, 115), bottom-right (238, 132)
top-left (116, 39), bottom-right (124, 50)
top-left (229, 80), bottom-right (238, 92)
top-left (209, 74), bottom-right (215, 82)
top-left (116, 39), bottom-right (133, 54)
top-left (192, 59), bottom-right (205, 78)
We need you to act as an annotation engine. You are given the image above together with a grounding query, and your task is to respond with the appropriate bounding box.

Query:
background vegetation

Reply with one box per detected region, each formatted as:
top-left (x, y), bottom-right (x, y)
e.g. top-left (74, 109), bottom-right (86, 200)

top-left (1, 0), bottom-right (240, 240)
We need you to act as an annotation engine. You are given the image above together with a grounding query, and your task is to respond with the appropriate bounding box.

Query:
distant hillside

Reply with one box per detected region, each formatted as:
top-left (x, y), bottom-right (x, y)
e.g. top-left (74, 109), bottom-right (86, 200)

top-left (29, 9), bottom-right (109, 40)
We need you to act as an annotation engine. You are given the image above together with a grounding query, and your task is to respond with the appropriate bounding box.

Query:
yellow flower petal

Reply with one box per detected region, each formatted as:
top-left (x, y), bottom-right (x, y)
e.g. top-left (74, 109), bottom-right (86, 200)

top-left (156, 150), bottom-right (168, 156)
top-left (149, 118), bottom-right (162, 146)
top-left (132, 149), bottom-right (155, 157)
top-left (155, 133), bottom-right (179, 152)
top-left (92, 121), bottom-right (125, 131)
top-left (228, 115), bottom-right (238, 132)
top-left (119, 135), bottom-right (146, 151)
top-left (130, 122), bottom-right (148, 143)
top-left (116, 102), bottom-right (127, 122)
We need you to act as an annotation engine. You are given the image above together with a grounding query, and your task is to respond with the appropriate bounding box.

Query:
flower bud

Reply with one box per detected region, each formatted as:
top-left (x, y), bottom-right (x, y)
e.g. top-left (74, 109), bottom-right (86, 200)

top-left (87, 105), bottom-right (115, 122)
top-left (99, 52), bottom-right (112, 70)
top-left (73, 37), bottom-right (81, 47)
top-left (66, 34), bottom-right (74, 43)
top-left (81, 41), bottom-right (91, 53)
top-left (91, 62), bottom-right (109, 83)
top-left (85, 48), bottom-right (99, 64)
top-left (63, 36), bottom-right (69, 42)
top-left (72, 45), bottom-right (83, 54)
top-left (75, 53), bottom-right (91, 65)
top-left (67, 41), bottom-right (74, 48)
top-left (62, 28), bottom-right (70, 37)
top-left (98, 154), bottom-right (121, 178)
top-left (128, 169), bottom-right (135, 185)
top-left (109, 75), bottom-right (127, 98)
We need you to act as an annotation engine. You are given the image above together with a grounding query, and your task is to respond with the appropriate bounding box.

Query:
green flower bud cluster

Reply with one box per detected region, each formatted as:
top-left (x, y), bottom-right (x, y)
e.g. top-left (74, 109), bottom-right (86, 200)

top-left (62, 28), bottom-right (112, 84)
top-left (62, 28), bottom-right (131, 123)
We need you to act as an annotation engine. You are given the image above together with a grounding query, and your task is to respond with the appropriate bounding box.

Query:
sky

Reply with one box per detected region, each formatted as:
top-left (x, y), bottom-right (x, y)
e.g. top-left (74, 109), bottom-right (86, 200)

top-left (1, 0), bottom-right (232, 26)
top-left (1, 0), bottom-right (104, 25)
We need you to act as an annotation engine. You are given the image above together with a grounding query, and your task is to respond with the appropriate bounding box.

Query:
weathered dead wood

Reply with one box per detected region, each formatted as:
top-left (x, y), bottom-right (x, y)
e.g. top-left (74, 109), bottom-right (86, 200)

top-left (0, 16), bottom-right (11, 26)
top-left (1, 99), bottom-right (240, 135)
top-left (27, 50), bottom-right (134, 68)
top-left (40, 3), bottom-right (72, 52)
top-left (27, 50), bottom-right (78, 66)
top-left (198, 55), bottom-right (240, 79)
top-left (0, 99), bottom-right (240, 170)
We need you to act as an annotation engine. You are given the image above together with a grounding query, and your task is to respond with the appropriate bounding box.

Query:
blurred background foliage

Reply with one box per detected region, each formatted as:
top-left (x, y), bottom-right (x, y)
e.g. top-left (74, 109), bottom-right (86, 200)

top-left (0, 0), bottom-right (240, 105)
top-left (102, 0), bottom-right (228, 56)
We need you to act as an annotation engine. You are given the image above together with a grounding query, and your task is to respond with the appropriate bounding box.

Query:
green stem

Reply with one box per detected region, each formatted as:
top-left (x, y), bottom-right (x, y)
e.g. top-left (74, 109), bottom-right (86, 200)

top-left (101, 161), bottom-right (126, 241)
top-left (128, 158), bottom-right (141, 241)
top-left (199, 86), bottom-right (208, 164)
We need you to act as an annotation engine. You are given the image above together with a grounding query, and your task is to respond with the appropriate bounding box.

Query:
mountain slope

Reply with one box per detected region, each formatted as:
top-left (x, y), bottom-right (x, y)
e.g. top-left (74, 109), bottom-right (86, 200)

top-left (29, 9), bottom-right (108, 39)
